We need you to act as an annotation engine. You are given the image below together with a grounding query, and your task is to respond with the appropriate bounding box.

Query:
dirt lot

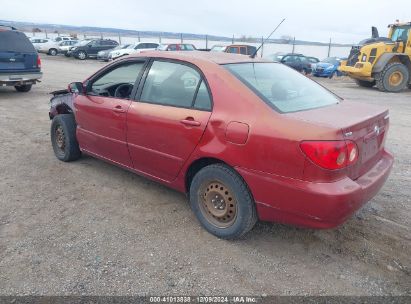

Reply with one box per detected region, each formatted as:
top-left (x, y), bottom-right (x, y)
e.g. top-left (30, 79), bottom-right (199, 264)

top-left (0, 55), bottom-right (410, 296)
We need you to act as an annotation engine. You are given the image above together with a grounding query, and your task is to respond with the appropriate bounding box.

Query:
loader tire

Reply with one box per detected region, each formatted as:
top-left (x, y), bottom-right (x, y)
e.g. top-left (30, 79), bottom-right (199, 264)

top-left (355, 79), bottom-right (376, 88)
top-left (376, 62), bottom-right (409, 93)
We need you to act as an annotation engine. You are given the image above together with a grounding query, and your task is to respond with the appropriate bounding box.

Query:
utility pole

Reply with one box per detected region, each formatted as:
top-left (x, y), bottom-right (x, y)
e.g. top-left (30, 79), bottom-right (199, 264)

top-left (118, 33), bottom-right (121, 44)
top-left (205, 35), bottom-right (208, 50)
top-left (261, 36), bottom-right (264, 58)
top-left (292, 37), bottom-right (296, 53)
top-left (137, 31), bottom-right (141, 42)
top-left (327, 38), bottom-right (332, 57)
top-left (232, 34), bottom-right (234, 44)
top-left (180, 33), bottom-right (183, 44)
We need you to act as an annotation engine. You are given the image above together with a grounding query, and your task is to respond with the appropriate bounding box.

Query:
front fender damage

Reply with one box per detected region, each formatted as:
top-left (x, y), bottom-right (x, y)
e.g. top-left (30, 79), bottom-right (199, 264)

top-left (49, 89), bottom-right (75, 120)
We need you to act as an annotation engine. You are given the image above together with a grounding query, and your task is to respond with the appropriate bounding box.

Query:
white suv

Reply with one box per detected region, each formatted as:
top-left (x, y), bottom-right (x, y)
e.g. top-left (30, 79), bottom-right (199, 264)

top-left (37, 36), bottom-right (77, 56)
top-left (109, 42), bottom-right (159, 60)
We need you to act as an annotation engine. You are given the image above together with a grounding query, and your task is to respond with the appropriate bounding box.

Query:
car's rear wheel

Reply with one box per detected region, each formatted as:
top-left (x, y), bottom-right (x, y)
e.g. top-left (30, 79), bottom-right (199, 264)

top-left (77, 51), bottom-right (87, 60)
top-left (14, 84), bottom-right (32, 92)
top-left (189, 164), bottom-right (257, 239)
top-left (355, 79), bottom-right (376, 88)
top-left (51, 114), bottom-right (81, 162)
top-left (48, 48), bottom-right (58, 56)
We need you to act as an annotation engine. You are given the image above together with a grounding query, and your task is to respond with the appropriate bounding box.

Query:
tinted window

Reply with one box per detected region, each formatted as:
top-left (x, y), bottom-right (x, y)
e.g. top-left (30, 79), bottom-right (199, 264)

top-left (240, 47), bottom-right (247, 55)
top-left (90, 62), bottom-right (145, 98)
top-left (228, 47), bottom-right (238, 54)
top-left (0, 31), bottom-right (36, 52)
top-left (141, 61), bottom-right (201, 108)
top-left (225, 62), bottom-right (339, 113)
top-left (147, 43), bottom-right (159, 48)
top-left (248, 46), bottom-right (257, 55)
top-left (167, 44), bottom-right (178, 51)
top-left (182, 44), bottom-right (195, 51)
top-left (194, 81), bottom-right (211, 111)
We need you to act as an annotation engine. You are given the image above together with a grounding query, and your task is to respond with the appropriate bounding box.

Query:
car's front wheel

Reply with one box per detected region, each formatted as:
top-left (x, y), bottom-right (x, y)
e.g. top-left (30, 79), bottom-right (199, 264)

top-left (51, 114), bottom-right (81, 162)
top-left (189, 164), bottom-right (257, 239)
top-left (77, 51), bottom-right (87, 60)
top-left (14, 84), bottom-right (32, 92)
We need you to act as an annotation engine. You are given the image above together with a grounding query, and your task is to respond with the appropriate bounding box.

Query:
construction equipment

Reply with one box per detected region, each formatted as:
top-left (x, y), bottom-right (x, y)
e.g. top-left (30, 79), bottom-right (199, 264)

top-left (339, 21), bottom-right (411, 92)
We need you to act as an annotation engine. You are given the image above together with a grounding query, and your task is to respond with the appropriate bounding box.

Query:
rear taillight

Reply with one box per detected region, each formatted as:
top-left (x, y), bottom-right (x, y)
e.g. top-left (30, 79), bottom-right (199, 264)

top-left (300, 140), bottom-right (358, 170)
top-left (37, 55), bottom-right (41, 69)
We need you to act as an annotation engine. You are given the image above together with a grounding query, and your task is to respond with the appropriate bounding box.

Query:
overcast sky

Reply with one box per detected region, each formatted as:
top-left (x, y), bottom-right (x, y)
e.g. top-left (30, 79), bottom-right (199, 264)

top-left (1, 0), bottom-right (410, 44)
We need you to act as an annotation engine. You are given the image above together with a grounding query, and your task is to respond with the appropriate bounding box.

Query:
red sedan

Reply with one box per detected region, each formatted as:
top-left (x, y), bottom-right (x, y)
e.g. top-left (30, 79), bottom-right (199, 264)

top-left (49, 51), bottom-right (393, 239)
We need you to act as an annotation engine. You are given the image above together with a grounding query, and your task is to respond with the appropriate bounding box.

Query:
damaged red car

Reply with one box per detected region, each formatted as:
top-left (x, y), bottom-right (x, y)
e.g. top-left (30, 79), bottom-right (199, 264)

top-left (49, 51), bottom-right (393, 239)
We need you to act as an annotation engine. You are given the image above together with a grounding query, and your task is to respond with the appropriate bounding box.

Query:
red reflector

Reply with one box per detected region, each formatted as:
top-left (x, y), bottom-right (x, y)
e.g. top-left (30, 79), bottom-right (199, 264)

top-left (37, 55), bottom-right (41, 68)
top-left (300, 140), bottom-right (358, 170)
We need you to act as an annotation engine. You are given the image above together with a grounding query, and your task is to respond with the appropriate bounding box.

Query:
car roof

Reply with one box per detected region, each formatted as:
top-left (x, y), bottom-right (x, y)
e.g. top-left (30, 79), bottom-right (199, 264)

top-left (130, 50), bottom-right (269, 65)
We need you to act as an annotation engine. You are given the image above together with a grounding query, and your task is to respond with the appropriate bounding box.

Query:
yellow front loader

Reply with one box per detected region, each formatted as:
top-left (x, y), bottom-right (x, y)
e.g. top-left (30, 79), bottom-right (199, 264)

top-left (339, 21), bottom-right (411, 92)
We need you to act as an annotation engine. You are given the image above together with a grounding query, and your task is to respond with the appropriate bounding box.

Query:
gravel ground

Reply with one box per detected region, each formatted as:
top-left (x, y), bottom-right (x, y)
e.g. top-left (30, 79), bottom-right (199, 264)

top-left (0, 55), bottom-right (410, 296)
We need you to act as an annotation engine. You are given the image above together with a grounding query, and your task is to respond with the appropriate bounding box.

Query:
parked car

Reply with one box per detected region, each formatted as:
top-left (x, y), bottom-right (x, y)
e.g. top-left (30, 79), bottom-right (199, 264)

top-left (97, 44), bottom-right (131, 61)
top-left (69, 39), bottom-right (119, 60)
top-left (48, 51), bottom-right (393, 239)
top-left (110, 42), bottom-right (160, 60)
top-left (57, 40), bottom-right (79, 56)
top-left (264, 52), bottom-right (286, 62)
top-left (312, 57), bottom-right (345, 78)
top-left (272, 53), bottom-right (312, 74)
top-left (37, 36), bottom-right (77, 56)
top-left (157, 43), bottom-right (196, 51)
top-left (30, 38), bottom-right (51, 51)
top-left (0, 26), bottom-right (42, 92)
top-left (306, 56), bottom-right (320, 64)
top-left (210, 44), bottom-right (257, 56)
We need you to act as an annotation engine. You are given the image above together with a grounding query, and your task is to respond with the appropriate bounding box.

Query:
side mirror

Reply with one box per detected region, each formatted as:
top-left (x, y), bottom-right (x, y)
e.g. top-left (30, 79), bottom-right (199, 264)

top-left (68, 82), bottom-right (84, 94)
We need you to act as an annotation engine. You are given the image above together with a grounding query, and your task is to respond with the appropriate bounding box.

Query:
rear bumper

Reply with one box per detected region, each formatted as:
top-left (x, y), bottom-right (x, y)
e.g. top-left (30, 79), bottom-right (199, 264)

top-left (0, 72), bottom-right (42, 86)
top-left (237, 150), bottom-right (394, 228)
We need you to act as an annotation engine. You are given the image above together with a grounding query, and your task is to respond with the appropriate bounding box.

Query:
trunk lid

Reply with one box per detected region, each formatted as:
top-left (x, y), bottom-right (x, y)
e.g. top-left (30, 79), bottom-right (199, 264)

top-left (288, 101), bottom-right (389, 180)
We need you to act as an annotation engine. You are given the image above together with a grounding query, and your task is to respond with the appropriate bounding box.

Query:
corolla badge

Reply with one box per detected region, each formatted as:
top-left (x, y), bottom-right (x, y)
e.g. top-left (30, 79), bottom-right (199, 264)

top-left (374, 125), bottom-right (381, 135)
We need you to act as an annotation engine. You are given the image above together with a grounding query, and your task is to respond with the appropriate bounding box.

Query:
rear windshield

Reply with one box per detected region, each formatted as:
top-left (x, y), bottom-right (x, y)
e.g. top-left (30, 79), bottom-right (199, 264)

top-left (0, 31), bottom-right (36, 52)
top-left (224, 62), bottom-right (339, 113)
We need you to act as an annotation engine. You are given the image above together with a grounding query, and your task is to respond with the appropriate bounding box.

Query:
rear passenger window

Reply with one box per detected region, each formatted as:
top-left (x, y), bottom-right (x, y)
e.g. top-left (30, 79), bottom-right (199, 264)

top-left (228, 47), bottom-right (238, 54)
top-left (140, 61), bottom-right (201, 108)
top-left (194, 81), bottom-right (212, 111)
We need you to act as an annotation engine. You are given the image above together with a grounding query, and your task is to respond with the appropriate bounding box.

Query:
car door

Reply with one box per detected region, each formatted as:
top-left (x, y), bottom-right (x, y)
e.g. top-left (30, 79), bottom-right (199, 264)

top-left (74, 59), bottom-right (147, 167)
top-left (126, 59), bottom-right (213, 181)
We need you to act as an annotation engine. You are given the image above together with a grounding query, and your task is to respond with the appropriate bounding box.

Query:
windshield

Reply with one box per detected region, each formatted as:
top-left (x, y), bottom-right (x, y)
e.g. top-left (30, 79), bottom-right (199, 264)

top-left (391, 26), bottom-right (410, 42)
top-left (76, 40), bottom-right (91, 46)
top-left (224, 62), bottom-right (339, 113)
top-left (322, 57), bottom-right (339, 64)
top-left (210, 46), bottom-right (226, 52)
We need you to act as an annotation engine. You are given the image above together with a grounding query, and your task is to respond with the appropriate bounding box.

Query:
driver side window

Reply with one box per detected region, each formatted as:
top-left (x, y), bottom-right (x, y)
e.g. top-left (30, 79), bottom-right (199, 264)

top-left (90, 61), bottom-right (145, 99)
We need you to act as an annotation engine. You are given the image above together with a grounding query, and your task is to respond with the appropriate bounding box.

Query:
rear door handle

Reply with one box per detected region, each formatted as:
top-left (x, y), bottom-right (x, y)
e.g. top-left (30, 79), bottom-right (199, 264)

top-left (113, 105), bottom-right (126, 113)
top-left (180, 118), bottom-right (201, 127)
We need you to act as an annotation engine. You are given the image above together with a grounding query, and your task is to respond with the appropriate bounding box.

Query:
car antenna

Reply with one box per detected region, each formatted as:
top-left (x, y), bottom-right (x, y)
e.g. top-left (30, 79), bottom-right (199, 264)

top-left (250, 18), bottom-right (286, 59)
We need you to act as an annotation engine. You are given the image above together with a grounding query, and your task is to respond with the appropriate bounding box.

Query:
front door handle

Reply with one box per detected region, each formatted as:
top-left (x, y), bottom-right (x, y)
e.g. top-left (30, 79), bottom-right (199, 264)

top-left (113, 105), bottom-right (126, 113)
top-left (180, 117), bottom-right (201, 127)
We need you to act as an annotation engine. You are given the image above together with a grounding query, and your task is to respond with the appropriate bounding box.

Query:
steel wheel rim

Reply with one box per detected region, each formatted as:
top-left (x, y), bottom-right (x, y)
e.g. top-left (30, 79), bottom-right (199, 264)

top-left (389, 71), bottom-right (403, 86)
top-left (55, 125), bottom-right (65, 152)
top-left (198, 180), bottom-right (237, 228)
top-left (79, 52), bottom-right (85, 59)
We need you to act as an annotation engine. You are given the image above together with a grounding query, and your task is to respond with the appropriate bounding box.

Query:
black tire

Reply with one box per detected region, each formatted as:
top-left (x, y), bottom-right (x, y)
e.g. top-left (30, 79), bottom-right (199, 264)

top-left (64, 53), bottom-right (70, 57)
top-left (328, 71), bottom-right (336, 79)
top-left (48, 48), bottom-right (58, 56)
top-left (50, 114), bottom-right (81, 162)
top-left (77, 51), bottom-right (87, 60)
top-left (14, 84), bottom-right (32, 92)
top-left (376, 62), bottom-right (409, 92)
top-left (189, 164), bottom-right (257, 239)
top-left (355, 79), bottom-right (376, 88)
